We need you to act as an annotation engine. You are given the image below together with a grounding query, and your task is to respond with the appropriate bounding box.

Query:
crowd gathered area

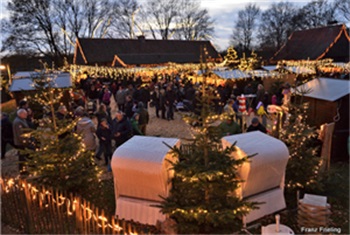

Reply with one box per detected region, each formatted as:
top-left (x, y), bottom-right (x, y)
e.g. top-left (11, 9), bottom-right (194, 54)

top-left (2, 71), bottom-right (281, 175)
top-left (2, 71), bottom-right (348, 234)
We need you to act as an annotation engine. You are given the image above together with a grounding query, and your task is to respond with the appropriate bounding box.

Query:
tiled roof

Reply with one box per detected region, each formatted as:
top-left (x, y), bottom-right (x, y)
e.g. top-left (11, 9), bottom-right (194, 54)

top-left (74, 37), bottom-right (221, 66)
top-left (271, 24), bottom-right (350, 62)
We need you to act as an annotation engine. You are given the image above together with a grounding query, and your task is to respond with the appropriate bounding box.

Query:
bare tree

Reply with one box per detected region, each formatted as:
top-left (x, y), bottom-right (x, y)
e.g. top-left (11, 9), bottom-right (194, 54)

top-left (110, 0), bottom-right (141, 39)
top-left (82, 0), bottom-right (114, 38)
top-left (4, 0), bottom-right (62, 62)
top-left (292, 0), bottom-right (338, 30)
top-left (230, 3), bottom-right (260, 53)
top-left (2, 0), bottom-right (115, 63)
top-left (334, 0), bottom-right (350, 22)
top-left (173, 0), bottom-right (214, 41)
top-left (140, 0), bottom-right (181, 40)
top-left (54, 0), bottom-right (84, 55)
top-left (258, 2), bottom-right (296, 51)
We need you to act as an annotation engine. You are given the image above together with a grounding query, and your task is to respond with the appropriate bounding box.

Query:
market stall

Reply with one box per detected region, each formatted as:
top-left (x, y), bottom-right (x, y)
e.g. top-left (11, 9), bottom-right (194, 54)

top-left (222, 131), bottom-right (290, 223)
top-left (111, 136), bottom-right (181, 225)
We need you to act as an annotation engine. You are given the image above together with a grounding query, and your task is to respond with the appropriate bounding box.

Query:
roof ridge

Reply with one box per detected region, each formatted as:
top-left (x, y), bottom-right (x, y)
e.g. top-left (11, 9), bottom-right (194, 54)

top-left (293, 24), bottom-right (345, 33)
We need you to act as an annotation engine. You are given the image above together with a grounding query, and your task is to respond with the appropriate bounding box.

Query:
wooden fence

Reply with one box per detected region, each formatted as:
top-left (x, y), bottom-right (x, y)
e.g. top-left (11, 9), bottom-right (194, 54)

top-left (1, 178), bottom-right (147, 234)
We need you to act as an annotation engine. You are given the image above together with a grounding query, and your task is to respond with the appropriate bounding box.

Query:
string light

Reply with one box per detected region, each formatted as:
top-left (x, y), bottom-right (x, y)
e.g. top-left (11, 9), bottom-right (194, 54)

top-left (1, 178), bottom-right (126, 233)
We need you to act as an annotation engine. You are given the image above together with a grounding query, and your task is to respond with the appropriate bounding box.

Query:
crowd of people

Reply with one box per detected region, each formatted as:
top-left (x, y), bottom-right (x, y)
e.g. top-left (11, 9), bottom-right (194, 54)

top-left (2, 72), bottom-right (292, 174)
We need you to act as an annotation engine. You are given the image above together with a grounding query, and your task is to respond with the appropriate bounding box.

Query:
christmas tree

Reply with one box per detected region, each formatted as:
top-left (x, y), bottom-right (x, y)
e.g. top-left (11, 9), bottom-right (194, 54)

top-left (22, 71), bottom-right (102, 196)
top-left (279, 88), bottom-right (322, 193)
top-left (224, 46), bottom-right (240, 69)
top-left (160, 48), bottom-right (258, 234)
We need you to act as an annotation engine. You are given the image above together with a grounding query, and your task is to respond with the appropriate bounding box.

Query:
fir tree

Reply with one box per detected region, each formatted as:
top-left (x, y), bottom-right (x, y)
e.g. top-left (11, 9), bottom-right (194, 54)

top-left (22, 71), bottom-right (102, 196)
top-left (279, 88), bottom-right (322, 193)
top-left (160, 49), bottom-right (258, 234)
top-left (224, 46), bottom-right (240, 69)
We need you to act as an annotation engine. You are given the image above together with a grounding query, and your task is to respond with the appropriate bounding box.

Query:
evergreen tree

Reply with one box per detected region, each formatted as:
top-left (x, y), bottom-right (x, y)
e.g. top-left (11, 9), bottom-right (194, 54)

top-left (22, 71), bottom-right (101, 196)
top-left (224, 46), bottom-right (240, 69)
top-left (279, 89), bottom-right (322, 193)
top-left (160, 49), bottom-right (258, 234)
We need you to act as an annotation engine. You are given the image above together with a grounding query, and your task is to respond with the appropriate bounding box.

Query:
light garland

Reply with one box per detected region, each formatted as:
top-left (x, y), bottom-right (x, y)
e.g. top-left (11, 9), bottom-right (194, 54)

top-left (2, 178), bottom-right (126, 233)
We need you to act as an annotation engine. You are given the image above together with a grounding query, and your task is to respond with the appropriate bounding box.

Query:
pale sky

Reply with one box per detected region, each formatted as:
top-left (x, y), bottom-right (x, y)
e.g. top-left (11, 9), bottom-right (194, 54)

top-left (200, 0), bottom-right (315, 51)
top-left (0, 0), bottom-right (318, 54)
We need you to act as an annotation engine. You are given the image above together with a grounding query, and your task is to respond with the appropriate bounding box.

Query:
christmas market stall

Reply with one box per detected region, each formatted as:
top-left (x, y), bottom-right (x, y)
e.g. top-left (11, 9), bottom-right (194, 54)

top-left (295, 77), bottom-right (350, 162)
top-left (111, 136), bottom-right (181, 225)
top-left (9, 71), bottom-right (72, 105)
top-left (221, 131), bottom-right (290, 224)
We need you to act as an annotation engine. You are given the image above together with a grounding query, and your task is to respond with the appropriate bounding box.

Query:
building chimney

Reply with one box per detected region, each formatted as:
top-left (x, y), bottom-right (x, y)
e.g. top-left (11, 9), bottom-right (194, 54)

top-left (137, 35), bottom-right (145, 42)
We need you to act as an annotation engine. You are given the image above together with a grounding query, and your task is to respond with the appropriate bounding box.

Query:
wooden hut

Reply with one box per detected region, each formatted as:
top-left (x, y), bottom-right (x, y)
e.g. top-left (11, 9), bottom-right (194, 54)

top-left (295, 78), bottom-right (350, 162)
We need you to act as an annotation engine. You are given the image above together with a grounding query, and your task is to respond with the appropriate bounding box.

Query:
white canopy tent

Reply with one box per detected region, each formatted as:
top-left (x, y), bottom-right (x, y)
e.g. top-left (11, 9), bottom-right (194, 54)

top-left (294, 77), bottom-right (350, 102)
top-left (9, 72), bottom-right (72, 92)
top-left (111, 136), bottom-right (180, 225)
top-left (222, 131), bottom-right (290, 223)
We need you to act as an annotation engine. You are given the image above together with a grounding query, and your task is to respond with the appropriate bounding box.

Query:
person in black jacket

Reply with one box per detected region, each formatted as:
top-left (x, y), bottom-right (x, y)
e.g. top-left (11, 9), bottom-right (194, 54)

top-left (136, 102), bottom-right (149, 135)
top-left (124, 95), bottom-right (134, 119)
top-left (165, 85), bottom-right (176, 120)
top-left (112, 111), bottom-right (133, 148)
top-left (1, 113), bottom-right (14, 159)
top-left (96, 118), bottom-right (112, 165)
top-left (247, 117), bottom-right (267, 134)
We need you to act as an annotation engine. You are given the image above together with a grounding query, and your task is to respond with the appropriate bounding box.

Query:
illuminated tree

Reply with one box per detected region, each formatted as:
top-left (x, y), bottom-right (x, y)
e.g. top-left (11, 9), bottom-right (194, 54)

top-left (279, 89), bottom-right (322, 193)
top-left (224, 46), bottom-right (240, 69)
top-left (23, 72), bottom-right (101, 196)
top-left (160, 49), bottom-right (257, 233)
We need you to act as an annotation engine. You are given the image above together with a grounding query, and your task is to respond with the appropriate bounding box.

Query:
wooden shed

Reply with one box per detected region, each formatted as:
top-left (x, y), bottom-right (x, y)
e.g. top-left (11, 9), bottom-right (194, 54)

top-left (296, 78), bottom-right (350, 162)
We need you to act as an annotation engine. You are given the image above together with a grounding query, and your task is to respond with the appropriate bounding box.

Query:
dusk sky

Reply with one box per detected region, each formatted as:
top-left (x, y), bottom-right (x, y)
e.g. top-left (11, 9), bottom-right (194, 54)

top-left (0, 0), bottom-right (317, 53)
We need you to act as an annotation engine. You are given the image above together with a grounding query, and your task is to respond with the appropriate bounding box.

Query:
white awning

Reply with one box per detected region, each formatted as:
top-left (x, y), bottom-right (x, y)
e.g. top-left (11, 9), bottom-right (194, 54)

top-left (295, 77), bottom-right (350, 102)
top-left (12, 71), bottom-right (40, 79)
top-left (9, 72), bottom-right (72, 92)
top-left (285, 66), bottom-right (315, 74)
top-left (213, 69), bottom-right (251, 79)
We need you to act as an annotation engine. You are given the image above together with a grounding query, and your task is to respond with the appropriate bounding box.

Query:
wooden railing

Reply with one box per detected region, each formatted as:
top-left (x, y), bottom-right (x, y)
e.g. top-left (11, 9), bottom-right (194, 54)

top-left (1, 178), bottom-right (146, 234)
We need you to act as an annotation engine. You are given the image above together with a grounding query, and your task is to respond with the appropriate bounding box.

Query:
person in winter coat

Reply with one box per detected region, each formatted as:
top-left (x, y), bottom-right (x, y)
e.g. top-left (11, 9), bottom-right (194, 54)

top-left (75, 107), bottom-right (97, 151)
top-left (12, 109), bottom-right (31, 173)
top-left (165, 85), bottom-right (176, 120)
top-left (159, 88), bottom-right (166, 119)
top-left (218, 115), bottom-right (241, 137)
top-left (124, 95), bottom-right (134, 119)
top-left (247, 117), bottom-right (267, 134)
top-left (1, 112), bottom-right (14, 159)
top-left (136, 102), bottom-right (149, 135)
top-left (111, 111), bottom-right (133, 148)
top-left (130, 113), bottom-right (143, 135)
top-left (95, 118), bottom-right (112, 165)
top-left (150, 86), bottom-right (160, 118)
top-left (115, 86), bottom-right (126, 112)
top-left (95, 104), bottom-right (112, 126)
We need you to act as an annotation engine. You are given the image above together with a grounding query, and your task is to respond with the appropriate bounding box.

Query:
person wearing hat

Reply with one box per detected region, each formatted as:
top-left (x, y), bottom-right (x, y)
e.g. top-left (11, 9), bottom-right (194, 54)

top-left (247, 117), bottom-right (267, 134)
top-left (218, 114), bottom-right (241, 137)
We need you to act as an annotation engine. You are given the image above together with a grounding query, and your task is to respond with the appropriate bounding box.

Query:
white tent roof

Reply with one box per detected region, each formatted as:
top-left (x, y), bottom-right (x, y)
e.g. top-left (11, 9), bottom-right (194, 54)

top-left (248, 69), bottom-right (280, 78)
top-left (9, 73), bottom-right (72, 92)
top-left (12, 71), bottom-right (40, 79)
top-left (262, 65), bottom-right (278, 71)
top-left (285, 66), bottom-right (315, 74)
top-left (222, 131), bottom-right (289, 198)
top-left (222, 131), bottom-right (289, 223)
top-left (213, 69), bottom-right (251, 79)
top-left (111, 135), bottom-right (180, 202)
top-left (295, 77), bottom-right (350, 102)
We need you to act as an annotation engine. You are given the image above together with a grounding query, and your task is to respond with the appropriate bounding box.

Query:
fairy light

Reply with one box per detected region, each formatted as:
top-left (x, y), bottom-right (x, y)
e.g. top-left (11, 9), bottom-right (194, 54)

top-left (1, 178), bottom-right (131, 234)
